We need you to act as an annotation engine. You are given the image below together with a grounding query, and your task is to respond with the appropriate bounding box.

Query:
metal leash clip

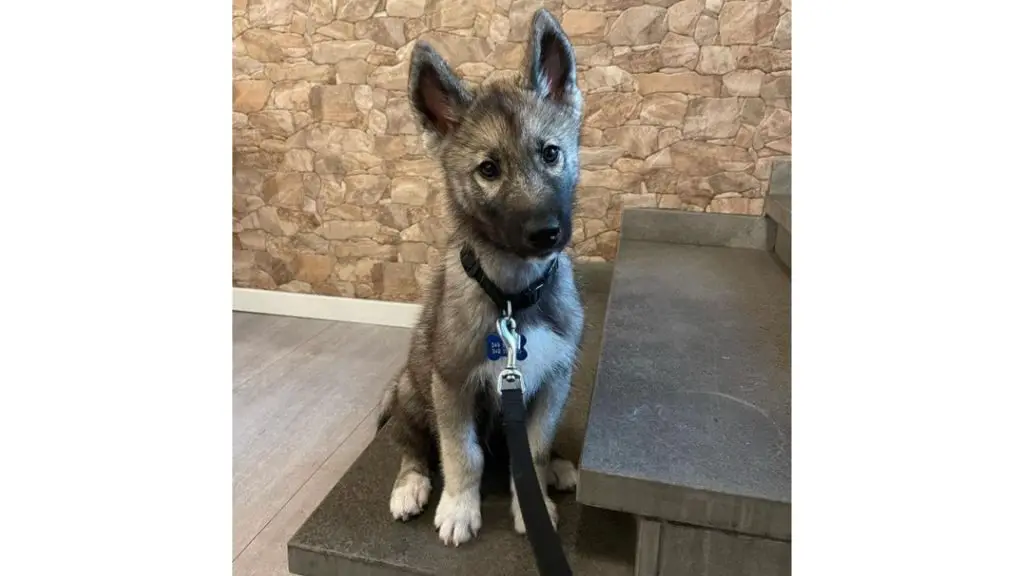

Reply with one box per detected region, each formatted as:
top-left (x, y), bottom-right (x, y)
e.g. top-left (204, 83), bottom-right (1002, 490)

top-left (496, 314), bottom-right (524, 392)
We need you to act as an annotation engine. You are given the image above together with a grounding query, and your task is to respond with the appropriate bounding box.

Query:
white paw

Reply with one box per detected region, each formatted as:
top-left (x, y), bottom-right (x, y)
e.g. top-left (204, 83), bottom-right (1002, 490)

top-left (389, 472), bottom-right (431, 521)
top-left (511, 492), bottom-right (558, 535)
top-left (546, 458), bottom-right (578, 492)
top-left (434, 490), bottom-right (481, 546)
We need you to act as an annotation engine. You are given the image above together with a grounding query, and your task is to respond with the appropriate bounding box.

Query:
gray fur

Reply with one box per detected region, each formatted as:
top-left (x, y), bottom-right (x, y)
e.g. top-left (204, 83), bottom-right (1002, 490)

top-left (380, 9), bottom-right (586, 546)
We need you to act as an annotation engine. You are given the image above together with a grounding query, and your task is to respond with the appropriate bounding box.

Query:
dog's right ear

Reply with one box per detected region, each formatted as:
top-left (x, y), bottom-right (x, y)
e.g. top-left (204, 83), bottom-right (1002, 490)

top-left (408, 41), bottom-right (472, 138)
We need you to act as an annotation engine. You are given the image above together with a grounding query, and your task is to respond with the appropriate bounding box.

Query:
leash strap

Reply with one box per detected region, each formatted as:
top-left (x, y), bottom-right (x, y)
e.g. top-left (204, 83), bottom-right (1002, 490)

top-left (501, 388), bottom-right (573, 576)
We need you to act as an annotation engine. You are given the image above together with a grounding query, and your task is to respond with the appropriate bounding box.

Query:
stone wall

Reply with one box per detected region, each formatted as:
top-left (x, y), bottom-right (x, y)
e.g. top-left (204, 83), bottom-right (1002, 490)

top-left (232, 0), bottom-right (792, 301)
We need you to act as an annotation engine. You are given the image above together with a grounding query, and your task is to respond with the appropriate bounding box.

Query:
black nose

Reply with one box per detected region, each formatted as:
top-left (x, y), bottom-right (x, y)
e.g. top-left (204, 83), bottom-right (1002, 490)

top-left (525, 222), bottom-right (561, 251)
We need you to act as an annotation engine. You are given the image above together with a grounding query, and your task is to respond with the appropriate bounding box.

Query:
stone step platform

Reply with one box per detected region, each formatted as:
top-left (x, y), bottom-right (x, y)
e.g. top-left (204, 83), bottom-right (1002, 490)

top-left (288, 263), bottom-right (638, 576)
top-left (577, 209), bottom-right (791, 575)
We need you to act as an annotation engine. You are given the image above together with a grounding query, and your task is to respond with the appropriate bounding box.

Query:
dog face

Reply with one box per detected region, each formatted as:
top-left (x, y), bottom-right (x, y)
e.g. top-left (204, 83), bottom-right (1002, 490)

top-left (408, 10), bottom-right (582, 259)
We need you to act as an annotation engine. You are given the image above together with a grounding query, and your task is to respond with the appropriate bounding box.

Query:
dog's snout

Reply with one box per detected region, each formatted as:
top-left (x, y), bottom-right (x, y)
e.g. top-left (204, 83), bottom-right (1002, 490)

top-left (525, 219), bottom-right (561, 251)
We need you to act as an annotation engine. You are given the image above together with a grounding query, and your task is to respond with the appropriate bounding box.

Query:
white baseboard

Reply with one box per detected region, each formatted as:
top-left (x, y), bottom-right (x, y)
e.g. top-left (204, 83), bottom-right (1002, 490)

top-left (232, 288), bottom-right (422, 328)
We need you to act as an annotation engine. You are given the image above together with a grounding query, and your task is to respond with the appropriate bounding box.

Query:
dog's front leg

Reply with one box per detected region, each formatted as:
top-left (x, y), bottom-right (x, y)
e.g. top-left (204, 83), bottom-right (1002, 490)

top-left (510, 366), bottom-right (572, 534)
top-left (431, 371), bottom-right (483, 546)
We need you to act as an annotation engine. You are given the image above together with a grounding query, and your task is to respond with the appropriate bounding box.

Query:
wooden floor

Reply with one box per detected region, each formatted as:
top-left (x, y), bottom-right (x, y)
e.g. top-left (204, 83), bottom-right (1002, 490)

top-left (233, 312), bottom-right (410, 576)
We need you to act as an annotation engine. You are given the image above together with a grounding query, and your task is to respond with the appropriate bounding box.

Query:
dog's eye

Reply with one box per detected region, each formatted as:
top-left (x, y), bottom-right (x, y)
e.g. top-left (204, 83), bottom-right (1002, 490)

top-left (542, 145), bottom-right (560, 165)
top-left (477, 159), bottom-right (501, 181)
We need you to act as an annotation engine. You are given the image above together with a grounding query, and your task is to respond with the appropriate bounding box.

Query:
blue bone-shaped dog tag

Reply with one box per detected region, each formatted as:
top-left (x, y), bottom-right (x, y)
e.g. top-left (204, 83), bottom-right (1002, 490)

top-left (485, 333), bottom-right (528, 361)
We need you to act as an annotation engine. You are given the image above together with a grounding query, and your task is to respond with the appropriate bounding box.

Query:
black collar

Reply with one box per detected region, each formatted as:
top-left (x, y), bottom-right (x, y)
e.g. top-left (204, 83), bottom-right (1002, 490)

top-left (460, 245), bottom-right (558, 316)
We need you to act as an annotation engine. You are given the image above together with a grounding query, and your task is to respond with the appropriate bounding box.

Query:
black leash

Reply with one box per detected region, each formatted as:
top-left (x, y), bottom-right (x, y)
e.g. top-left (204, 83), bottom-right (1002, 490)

top-left (461, 246), bottom-right (573, 576)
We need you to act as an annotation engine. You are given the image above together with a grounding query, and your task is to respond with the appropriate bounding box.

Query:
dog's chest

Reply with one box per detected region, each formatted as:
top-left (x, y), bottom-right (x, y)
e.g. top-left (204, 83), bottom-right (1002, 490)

top-left (465, 319), bottom-right (572, 401)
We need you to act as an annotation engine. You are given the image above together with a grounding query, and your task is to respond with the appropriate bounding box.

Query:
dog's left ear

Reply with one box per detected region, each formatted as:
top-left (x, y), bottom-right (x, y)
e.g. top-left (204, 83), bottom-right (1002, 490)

top-left (527, 9), bottom-right (581, 113)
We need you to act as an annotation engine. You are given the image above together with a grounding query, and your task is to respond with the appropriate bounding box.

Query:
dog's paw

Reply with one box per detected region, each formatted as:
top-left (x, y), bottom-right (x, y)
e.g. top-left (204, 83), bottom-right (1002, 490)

top-left (390, 472), bottom-right (431, 521)
top-left (511, 493), bottom-right (558, 535)
top-left (546, 458), bottom-right (578, 492)
top-left (434, 490), bottom-right (481, 546)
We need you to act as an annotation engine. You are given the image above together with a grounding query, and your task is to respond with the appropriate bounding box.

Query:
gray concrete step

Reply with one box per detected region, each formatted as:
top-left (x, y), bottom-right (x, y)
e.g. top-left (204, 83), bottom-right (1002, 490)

top-left (578, 210), bottom-right (791, 542)
top-left (287, 263), bottom-right (637, 576)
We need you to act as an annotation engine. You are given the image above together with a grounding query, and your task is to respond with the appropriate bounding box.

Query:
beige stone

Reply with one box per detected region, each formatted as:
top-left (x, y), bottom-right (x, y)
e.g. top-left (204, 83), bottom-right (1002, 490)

top-left (761, 72), bottom-right (791, 100)
top-left (734, 124), bottom-right (754, 148)
top-left (334, 60), bottom-right (370, 84)
top-left (765, 137), bottom-right (791, 154)
top-left (487, 42), bottom-right (526, 70)
top-left (697, 46), bottom-right (736, 74)
top-left (278, 280), bottom-right (314, 293)
top-left (579, 169), bottom-right (643, 192)
top-left (238, 229), bottom-right (268, 251)
top-left (658, 127), bottom-right (683, 149)
top-left (368, 109), bottom-right (388, 134)
top-left (561, 10), bottom-right (607, 43)
top-left (368, 62), bottom-right (409, 90)
top-left (708, 195), bottom-right (764, 214)
top-left (657, 194), bottom-right (683, 209)
top-left (611, 46), bottom-right (662, 73)
top-left (584, 92), bottom-right (642, 129)
top-left (582, 66), bottom-right (636, 93)
top-left (426, 1), bottom-right (476, 29)
top-left (723, 69), bottom-right (764, 96)
top-left (241, 29), bottom-right (307, 62)
top-left (606, 6), bottom-right (668, 46)
top-left (670, 141), bottom-right (753, 176)
top-left (381, 262), bottom-right (419, 300)
top-left (317, 21), bottom-right (357, 40)
top-left (581, 127), bottom-right (603, 147)
top-left (391, 176), bottom-right (429, 205)
top-left (708, 171), bottom-right (760, 194)
top-left (234, 79), bottom-right (273, 112)
top-left (420, 32), bottom-right (490, 66)
top-left (683, 97), bottom-right (741, 138)
top-left (579, 146), bottom-right (626, 168)
top-left (282, 149), bottom-right (315, 172)
top-left (248, 0), bottom-right (293, 27)
top-left (719, 1), bottom-right (759, 45)
top-left (639, 94), bottom-right (688, 126)
top-left (621, 194), bottom-right (657, 208)
top-left (264, 172), bottom-right (319, 208)
top-left (292, 253), bottom-right (333, 283)
top-left (658, 34), bottom-right (700, 69)
top-left (583, 218), bottom-right (607, 238)
top-left (577, 194), bottom-right (610, 218)
top-left (344, 175), bottom-right (389, 204)
top-left (385, 98), bottom-right (419, 134)
top-left (489, 14), bottom-right (511, 43)
top-left (321, 220), bottom-right (380, 239)
top-left (456, 62), bottom-right (495, 82)
top-left (398, 242), bottom-right (429, 263)
top-left (740, 97), bottom-right (766, 125)
top-left (392, 157), bottom-right (439, 178)
top-left (309, 85), bottom-right (359, 123)
top-left (637, 72), bottom-right (718, 96)
top-left (575, 44), bottom-right (613, 67)
top-left (774, 11), bottom-right (791, 50)
top-left (732, 46), bottom-right (790, 71)
top-left (233, 17), bottom-right (250, 39)
top-left (266, 61), bottom-right (332, 82)
top-left (258, 206), bottom-right (300, 236)
top-left (642, 148), bottom-right (673, 171)
top-left (312, 40), bottom-right (375, 63)
top-left (356, 17), bottom-right (406, 48)
top-left (234, 56), bottom-right (264, 77)
top-left (595, 231), bottom-right (619, 260)
top-left (233, 112), bottom-right (249, 131)
top-left (386, 0), bottom-right (426, 17)
top-left (694, 14), bottom-right (718, 45)
top-left (340, 152), bottom-right (384, 172)
top-left (336, 0), bottom-right (380, 21)
top-left (603, 126), bottom-right (660, 159)
top-left (271, 80), bottom-right (312, 110)
top-left (761, 108), bottom-right (791, 140)
top-left (309, 0), bottom-right (335, 24)
top-left (295, 232), bottom-right (331, 254)
top-left (666, 0), bottom-right (701, 34)
top-left (249, 110), bottom-right (294, 138)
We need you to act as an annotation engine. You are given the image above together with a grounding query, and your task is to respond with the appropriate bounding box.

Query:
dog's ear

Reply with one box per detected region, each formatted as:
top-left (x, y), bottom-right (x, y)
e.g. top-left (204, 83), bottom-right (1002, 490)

top-left (527, 9), bottom-right (581, 112)
top-left (408, 41), bottom-right (472, 138)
